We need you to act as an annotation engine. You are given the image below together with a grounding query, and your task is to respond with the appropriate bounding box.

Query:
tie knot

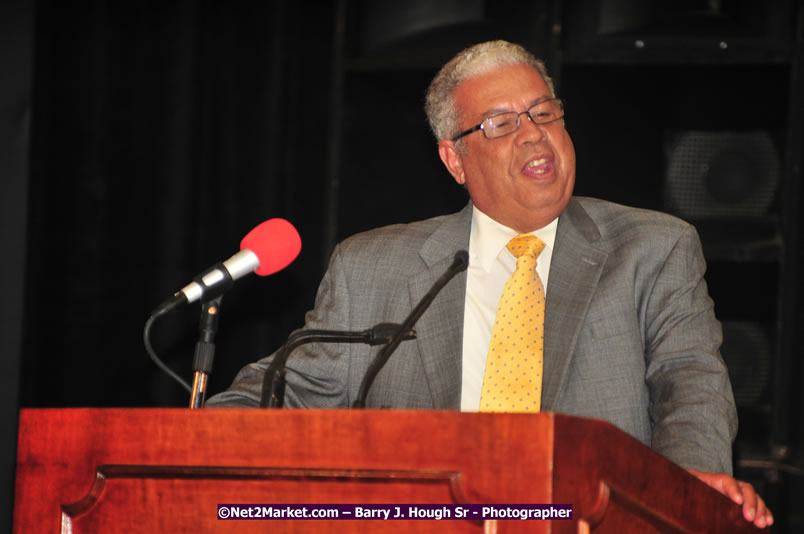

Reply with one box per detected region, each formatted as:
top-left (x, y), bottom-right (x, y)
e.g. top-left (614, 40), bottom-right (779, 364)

top-left (506, 234), bottom-right (545, 259)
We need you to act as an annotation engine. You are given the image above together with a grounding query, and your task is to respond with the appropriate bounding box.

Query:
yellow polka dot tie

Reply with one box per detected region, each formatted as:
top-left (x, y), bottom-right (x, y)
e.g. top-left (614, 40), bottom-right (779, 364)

top-left (480, 234), bottom-right (546, 413)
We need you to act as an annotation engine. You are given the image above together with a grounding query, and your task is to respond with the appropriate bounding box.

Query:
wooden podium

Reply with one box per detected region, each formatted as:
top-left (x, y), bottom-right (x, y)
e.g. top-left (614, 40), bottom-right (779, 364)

top-left (14, 408), bottom-right (764, 533)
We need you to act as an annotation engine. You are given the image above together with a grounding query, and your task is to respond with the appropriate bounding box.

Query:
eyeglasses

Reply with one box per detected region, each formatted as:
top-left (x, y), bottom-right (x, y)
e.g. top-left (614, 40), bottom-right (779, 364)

top-left (451, 98), bottom-right (564, 142)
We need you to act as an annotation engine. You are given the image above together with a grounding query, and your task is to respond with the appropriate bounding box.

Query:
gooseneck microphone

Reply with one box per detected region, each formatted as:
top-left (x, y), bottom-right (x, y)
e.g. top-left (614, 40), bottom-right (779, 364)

top-left (352, 250), bottom-right (469, 408)
top-left (259, 323), bottom-right (416, 408)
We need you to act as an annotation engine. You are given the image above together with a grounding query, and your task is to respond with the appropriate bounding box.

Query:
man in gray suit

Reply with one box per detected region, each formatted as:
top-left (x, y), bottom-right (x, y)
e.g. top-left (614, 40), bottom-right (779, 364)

top-left (207, 40), bottom-right (771, 528)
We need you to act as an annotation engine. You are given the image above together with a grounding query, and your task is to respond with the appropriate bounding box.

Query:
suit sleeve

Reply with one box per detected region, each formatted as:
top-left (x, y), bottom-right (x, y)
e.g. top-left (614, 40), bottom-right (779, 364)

top-left (205, 244), bottom-right (354, 408)
top-left (643, 224), bottom-right (738, 474)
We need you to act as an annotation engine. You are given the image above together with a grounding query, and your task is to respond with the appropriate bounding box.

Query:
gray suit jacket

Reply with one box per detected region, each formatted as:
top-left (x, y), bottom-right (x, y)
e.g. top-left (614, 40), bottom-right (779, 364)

top-left (208, 197), bottom-right (737, 474)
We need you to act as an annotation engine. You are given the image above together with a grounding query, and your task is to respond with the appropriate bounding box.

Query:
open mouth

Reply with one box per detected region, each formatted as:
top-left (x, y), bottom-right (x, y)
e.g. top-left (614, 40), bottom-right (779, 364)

top-left (524, 157), bottom-right (550, 175)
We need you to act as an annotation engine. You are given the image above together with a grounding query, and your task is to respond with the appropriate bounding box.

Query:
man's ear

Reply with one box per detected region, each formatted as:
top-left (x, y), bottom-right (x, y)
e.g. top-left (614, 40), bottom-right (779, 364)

top-left (438, 140), bottom-right (466, 185)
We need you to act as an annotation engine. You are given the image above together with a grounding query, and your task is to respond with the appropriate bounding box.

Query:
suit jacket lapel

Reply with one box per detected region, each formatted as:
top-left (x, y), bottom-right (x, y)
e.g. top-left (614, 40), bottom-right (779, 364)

top-left (542, 198), bottom-right (608, 410)
top-left (407, 202), bottom-right (472, 409)
top-left (398, 199), bottom-right (605, 411)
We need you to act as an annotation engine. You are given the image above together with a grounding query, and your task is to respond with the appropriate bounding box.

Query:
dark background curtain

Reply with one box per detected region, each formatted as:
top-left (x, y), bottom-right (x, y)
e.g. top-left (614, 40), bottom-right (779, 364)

top-left (23, 0), bottom-right (339, 407)
top-left (4, 0), bottom-right (803, 531)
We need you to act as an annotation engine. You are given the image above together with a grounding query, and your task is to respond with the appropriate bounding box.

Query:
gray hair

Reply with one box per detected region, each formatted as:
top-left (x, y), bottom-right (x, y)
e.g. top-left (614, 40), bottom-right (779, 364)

top-left (425, 40), bottom-right (556, 143)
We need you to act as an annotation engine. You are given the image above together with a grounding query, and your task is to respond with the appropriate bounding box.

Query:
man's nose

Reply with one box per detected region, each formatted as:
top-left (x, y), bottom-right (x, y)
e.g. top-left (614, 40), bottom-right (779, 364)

top-left (516, 112), bottom-right (546, 144)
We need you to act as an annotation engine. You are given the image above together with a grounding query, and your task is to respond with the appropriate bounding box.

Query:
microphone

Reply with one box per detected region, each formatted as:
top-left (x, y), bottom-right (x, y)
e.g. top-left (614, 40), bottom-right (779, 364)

top-left (352, 250), bottom-right (469, 408)
top-left (150, 218), bottom-right (302, 316)
top-left (259, 323), bottom-right (417, 408)
top-left (144, 218), bottom-right (301, 397)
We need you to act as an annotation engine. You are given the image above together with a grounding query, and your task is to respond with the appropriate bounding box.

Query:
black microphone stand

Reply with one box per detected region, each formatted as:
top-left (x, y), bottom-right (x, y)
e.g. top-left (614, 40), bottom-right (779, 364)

top-left (144, 263), bottom-right (235, 399)
top-left (189, 296), bottom-right (222, 409)
top-left (187, 264), bottom-right (233, 409)
top-left (260, 323), bottom-right (415, 408)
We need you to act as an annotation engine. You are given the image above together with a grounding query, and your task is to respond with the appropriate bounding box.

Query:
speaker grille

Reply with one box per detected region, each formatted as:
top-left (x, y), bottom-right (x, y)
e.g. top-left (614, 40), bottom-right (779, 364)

top-left (665, 131), bottom-right (779, 219)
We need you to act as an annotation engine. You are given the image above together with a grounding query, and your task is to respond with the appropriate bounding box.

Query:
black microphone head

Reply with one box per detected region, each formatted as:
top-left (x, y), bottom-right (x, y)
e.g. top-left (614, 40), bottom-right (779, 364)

top-left (453, 250), bottom-right (469, 271)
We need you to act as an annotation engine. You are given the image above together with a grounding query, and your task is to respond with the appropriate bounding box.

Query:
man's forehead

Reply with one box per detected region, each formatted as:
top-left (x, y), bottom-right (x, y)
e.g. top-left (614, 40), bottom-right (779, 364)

top-left (456, 64), bottom-right (551, 115)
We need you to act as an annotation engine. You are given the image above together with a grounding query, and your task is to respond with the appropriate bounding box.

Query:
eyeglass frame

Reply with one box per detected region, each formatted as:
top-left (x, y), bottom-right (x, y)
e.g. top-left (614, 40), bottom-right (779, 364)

top-left (450, 98), bottom-right (565, 142)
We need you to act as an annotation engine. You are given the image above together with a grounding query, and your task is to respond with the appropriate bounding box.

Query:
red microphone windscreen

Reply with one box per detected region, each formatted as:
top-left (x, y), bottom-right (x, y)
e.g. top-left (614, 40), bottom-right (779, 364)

top-left (240, 218), bottom-right (302, 276)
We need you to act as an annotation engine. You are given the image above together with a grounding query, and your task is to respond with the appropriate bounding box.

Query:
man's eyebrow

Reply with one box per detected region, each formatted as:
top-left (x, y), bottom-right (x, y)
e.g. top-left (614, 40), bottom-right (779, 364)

top-left (480, 107), bottom-right (513, 119)
top-left (529, 96), bottom-right (554, 107)
top-left (480, 97), bottom-right (554, 119)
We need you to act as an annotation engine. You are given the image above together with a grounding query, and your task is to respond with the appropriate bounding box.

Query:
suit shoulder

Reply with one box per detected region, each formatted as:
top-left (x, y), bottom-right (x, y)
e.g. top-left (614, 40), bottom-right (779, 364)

top-left (573, 196), bottom-right (694, 240)
top-left (334, 211), bottom-right (459, 264)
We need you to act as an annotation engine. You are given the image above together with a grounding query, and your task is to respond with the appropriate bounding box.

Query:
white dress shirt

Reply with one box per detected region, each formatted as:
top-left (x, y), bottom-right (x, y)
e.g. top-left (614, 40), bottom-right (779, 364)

top-left (460, 206), bottom-right (557, 411)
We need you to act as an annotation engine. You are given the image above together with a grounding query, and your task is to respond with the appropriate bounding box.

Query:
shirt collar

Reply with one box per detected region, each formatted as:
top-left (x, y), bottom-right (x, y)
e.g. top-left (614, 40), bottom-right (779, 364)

top-left (469, 205), bottom-right (558, 272)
